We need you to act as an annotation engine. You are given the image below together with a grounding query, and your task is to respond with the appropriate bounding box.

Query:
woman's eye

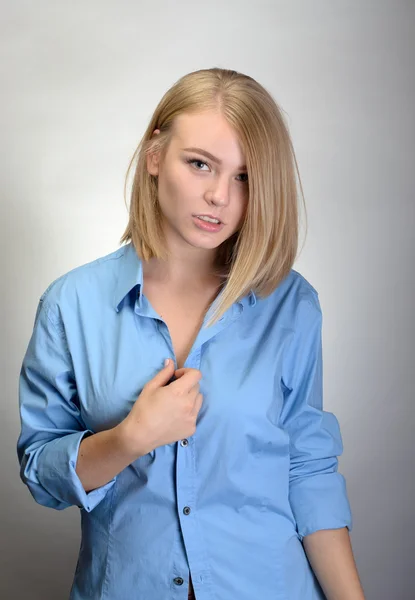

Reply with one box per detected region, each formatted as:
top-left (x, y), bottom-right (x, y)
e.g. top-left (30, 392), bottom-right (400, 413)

top-left (186, 158), bottom-right (209, 170)
top-left (186, 157), bottom-right (248, 183)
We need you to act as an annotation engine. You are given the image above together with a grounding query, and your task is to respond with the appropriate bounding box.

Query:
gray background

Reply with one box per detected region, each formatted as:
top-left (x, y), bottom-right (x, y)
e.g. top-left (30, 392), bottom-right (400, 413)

top-left (1, 1), bottom-right (414, 598)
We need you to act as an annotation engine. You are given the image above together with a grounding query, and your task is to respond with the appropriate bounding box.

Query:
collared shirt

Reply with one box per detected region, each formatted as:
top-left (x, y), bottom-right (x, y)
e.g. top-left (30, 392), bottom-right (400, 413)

top-left (17, 242), bottom-right (353, 600)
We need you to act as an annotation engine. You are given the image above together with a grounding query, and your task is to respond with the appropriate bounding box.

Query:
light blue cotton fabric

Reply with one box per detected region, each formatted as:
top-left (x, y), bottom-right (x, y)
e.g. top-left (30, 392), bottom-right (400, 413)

top-left (17, 241), bottom-right (352, 599)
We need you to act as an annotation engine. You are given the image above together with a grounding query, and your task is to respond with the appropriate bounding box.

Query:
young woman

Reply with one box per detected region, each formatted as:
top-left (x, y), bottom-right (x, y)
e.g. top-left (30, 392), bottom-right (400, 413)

top-left (17, 68), bottom-right (365, 599)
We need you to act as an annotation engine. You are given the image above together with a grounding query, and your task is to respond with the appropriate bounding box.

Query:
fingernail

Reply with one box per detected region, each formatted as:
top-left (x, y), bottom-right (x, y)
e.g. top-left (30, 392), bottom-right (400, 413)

top-left (164, 358), bottom-right (169, 366)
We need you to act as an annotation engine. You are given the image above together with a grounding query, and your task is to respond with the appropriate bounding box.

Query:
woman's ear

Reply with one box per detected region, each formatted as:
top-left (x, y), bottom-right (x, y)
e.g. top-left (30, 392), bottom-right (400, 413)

top-left (146, 129), bottom-right (161, 176)
top-left (146, 150), bottom-right (159, 176)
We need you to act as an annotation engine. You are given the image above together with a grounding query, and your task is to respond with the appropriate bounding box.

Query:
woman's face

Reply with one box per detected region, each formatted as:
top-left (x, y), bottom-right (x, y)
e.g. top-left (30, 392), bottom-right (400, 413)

top-left (146, 110), bottom-right (249, 256)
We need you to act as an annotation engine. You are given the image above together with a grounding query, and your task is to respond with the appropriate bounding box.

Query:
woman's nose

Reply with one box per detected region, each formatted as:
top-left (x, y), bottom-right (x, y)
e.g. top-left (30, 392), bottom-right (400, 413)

top-left (206, 176), bottom-right (231, 206)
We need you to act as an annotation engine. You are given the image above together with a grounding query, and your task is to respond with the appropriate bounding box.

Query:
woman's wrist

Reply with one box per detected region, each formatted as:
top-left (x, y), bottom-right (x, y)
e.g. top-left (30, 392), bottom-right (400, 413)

top-left (114, 418), bottom-right (152, 460)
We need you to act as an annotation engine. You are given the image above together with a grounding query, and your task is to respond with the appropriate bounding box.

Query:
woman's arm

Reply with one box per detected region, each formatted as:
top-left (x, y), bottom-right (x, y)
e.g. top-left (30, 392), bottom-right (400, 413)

top-left (302, 527), bottom-right (365, 600)
top-left (75, 424), bottom-right (142, 492)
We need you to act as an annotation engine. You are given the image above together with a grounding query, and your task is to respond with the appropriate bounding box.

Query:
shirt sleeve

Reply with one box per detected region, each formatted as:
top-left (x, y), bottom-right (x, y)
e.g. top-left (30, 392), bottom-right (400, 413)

top-left (280, 291), bottom-right (353, 542)
top-left (17, 295), bottom-right (116, 512)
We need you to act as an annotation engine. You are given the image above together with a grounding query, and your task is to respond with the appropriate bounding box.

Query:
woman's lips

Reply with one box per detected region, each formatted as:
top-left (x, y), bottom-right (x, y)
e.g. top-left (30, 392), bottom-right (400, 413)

top-left (192, 215), bottom-right (224, 232)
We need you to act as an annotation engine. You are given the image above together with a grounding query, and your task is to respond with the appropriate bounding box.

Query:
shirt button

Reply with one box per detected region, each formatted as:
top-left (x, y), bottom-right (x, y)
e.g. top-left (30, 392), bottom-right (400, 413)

top-left (180, 439), bottom-right (189, 447)
top-left (183, 506), bottom-right (191, 515)
top-left (173, 577), bottom-right (184, 585)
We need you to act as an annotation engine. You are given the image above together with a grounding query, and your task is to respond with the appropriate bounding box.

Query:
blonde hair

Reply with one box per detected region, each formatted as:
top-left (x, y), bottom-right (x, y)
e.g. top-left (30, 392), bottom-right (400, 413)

top-left (120, 67), bottom-right (307, 327)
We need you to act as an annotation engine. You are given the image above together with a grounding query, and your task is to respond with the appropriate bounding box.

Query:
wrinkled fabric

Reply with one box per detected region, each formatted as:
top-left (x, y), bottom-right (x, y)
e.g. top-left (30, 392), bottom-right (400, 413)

top-left (17, 242), bottom-right (352, 600)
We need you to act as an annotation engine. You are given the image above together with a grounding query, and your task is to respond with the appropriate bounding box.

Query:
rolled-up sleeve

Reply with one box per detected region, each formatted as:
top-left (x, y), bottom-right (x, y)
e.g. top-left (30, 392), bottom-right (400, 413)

top-left (280, 291), bottom-right (353, 542)
top-left (17, 296), bottom-right (116, 512)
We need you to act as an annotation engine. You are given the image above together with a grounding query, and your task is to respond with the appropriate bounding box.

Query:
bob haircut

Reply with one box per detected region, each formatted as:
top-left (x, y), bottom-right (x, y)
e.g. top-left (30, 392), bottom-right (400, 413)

top-left (120, 67), bottom-right (307, 328)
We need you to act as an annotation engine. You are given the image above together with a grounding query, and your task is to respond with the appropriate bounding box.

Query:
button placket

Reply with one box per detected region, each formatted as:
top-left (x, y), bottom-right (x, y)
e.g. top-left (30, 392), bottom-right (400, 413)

top-left (174, 348), bottom-right (213, 595)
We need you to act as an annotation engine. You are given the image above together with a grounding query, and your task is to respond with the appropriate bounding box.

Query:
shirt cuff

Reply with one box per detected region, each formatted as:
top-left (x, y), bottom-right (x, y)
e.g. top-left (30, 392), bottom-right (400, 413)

top-left (36, 430), bottom-right (116, 512)
top-left (290, 471), bottom-right (353, 542)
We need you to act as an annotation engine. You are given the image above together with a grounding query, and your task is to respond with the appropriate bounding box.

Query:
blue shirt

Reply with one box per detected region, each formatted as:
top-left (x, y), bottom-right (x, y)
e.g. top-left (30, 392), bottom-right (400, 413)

top-left (17, 241), bottom-right (353, 600)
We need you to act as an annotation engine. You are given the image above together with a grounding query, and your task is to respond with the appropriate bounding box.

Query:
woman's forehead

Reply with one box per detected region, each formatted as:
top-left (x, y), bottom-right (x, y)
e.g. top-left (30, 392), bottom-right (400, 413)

top-left (171, 112), bottom-right (246, 164)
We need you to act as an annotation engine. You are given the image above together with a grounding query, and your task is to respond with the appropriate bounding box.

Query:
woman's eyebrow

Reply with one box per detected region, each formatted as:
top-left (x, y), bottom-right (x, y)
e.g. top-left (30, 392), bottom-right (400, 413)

top-left (182, 147), bottom-right (247, 171)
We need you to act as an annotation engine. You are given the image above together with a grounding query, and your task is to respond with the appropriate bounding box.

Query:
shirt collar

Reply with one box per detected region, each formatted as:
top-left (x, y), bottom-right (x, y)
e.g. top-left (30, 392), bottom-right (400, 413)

top-left (247, 290), bottom-right (257, 307)
top-left (114, 243), bottom-right (144, 313)
top-left (114, 242), bottom-right (257, 312)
